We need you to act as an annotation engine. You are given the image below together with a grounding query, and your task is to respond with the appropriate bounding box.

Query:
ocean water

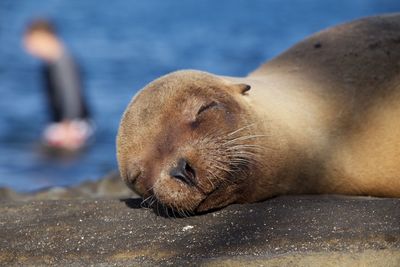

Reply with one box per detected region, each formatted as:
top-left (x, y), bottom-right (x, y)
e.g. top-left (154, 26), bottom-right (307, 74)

top-left (0, 0), bottom-right (399, 192)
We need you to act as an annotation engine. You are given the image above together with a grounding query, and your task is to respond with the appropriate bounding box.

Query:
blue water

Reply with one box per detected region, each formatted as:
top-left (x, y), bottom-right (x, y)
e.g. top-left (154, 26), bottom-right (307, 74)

top-left (0, 0), bottom-right (399, 192)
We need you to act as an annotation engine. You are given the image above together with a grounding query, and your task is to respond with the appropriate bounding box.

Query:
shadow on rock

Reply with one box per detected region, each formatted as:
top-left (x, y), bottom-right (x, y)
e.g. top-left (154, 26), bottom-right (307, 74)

top-left (120, 198), bottom-right (143, 209)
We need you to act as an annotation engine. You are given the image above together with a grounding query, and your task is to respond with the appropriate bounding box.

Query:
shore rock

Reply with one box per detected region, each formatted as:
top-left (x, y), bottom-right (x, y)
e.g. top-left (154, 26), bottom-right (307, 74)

top-left (0, 195), bottom-right (399, 266)
top-left (0, 172), bottom-right (137, 202)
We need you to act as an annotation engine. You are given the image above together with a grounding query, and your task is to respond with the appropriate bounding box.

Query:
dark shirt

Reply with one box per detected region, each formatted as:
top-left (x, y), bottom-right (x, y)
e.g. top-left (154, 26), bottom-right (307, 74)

top-left (42, 52), bottom-right (90, 123)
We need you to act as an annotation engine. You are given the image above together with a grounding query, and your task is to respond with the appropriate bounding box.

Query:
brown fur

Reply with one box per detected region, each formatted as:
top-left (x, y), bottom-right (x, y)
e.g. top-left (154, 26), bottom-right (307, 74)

top-left (117, 14), bottom-right (400, 213)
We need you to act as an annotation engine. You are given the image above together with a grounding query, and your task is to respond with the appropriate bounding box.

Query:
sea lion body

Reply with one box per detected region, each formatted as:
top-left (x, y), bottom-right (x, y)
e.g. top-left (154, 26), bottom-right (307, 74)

top-left (117, 14), bottom-right (400, 213)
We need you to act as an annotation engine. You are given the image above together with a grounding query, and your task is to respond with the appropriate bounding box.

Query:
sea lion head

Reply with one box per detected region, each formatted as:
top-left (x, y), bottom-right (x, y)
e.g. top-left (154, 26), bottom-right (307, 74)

top-left (117, 70), bottom-right (265, 213)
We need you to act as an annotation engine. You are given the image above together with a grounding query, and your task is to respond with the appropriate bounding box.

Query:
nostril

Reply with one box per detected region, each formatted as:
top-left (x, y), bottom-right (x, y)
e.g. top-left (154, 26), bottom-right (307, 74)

top-left (183, 160), bottom-right (195, 180)
top-left (169, 158), bottom-right (196, 186)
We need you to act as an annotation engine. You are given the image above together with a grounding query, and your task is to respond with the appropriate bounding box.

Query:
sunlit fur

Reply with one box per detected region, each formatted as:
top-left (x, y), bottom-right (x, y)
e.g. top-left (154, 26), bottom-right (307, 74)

top-left (118, 14), bottom-right (400, 214)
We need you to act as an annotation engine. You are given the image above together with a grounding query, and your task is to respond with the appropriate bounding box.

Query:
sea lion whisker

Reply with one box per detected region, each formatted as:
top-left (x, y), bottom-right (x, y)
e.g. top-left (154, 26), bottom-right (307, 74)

top-left (229, 133), bottom-right (267, 140)
top-left (204, 129), bottom-right (225, 140)
top-left (181, 210), bottom-right (186, 217)
top-left (215, 153), bottom-right (253, 164)
top-left (223, 134), bottom-right (267, 145)
top-left (207, 166), bottom-right (236, 185)
top-left (225, 145), bottom-right (264, 151)
top-left (207, 164), bottom-right (235, 183)
top-left (224, 142), bottom-right (278, 152)
top-left (173, 201), bottom-right (188, 217)
top-left (179, 211), bottom-right (184, 218)
top-left (204, 170), bottom-right (216, 187)
top-left (210, 162), bottom-right (233, 173)
top-left (217, 149), bottom-right (258, 165)
top-left (145, 185), bottom-right (155, 194)
top-left (171, 206), bottom-right (178, 219)
top-left (164, 205), bottom-right (170, 219)
top-left (229, 158), bottom-right (253, 165)
top-left (152, 192), bottom-right (167, 216)
top-left (182, 206), bottom-right (193, 217)
top-left (140, 195), bottom-right (154, 208)
top-left (149, 196), bottom-right (157, 207)
top-left (226, 143), bottom-right (265, 148)
top-left (228, 150), bottom-right (261, 159)
top-left (142, 195), bottom-right (153, 202)
top-left (213, 161), bottom-right (240, 173)
top-left (176, 208), bottom-right (184, 218)
top-left (229, 152), bottom-right (260, 159)
top-left (186, 209), bottom-right (194, 217)
top-left (182, 210), bottom-right (187, 218)
top-left (226, 123), bottom-right (256, 136)
top-left (208, 171), bottom-right (233, 187)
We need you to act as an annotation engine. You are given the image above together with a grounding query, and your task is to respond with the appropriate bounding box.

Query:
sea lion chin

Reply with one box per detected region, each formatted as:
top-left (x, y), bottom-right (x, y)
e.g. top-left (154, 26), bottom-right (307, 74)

top-left (117, 14), bottom-right (400, 214)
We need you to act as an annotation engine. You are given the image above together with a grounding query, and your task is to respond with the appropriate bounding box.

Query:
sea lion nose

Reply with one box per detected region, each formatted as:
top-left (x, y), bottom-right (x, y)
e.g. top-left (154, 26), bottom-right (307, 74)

top-left (169, 158), bottom-right (196, 186)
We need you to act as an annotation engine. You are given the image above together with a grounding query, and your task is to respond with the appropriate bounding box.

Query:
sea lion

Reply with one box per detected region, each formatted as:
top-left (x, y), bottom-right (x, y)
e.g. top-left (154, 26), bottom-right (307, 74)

top-left (117, 14), bottom-right (400, 213)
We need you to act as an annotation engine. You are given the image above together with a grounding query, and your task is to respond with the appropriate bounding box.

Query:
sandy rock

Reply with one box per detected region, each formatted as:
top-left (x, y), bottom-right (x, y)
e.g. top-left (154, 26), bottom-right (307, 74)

top-left (0, 195), bottom-right (399, 266)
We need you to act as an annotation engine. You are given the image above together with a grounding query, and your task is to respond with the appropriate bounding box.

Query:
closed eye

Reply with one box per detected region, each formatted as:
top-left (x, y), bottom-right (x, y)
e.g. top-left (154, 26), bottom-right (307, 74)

top-left (196, 101), bottom-right (219, 116)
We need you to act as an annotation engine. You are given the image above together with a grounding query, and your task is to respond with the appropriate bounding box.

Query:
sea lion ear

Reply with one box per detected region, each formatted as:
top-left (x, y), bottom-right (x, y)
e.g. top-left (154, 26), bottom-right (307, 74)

top-left (232, 83), bottom-right (251, 95)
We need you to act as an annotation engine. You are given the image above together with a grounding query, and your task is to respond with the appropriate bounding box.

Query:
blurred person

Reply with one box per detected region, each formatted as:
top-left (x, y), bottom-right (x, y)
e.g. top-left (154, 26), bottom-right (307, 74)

top-left (23, 18), bottom-right (93, 151)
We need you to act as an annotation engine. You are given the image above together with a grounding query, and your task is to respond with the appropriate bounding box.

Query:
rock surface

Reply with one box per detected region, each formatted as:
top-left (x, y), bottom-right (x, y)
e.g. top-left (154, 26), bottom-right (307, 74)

top-left (1, 195), bottom-right (399, 266)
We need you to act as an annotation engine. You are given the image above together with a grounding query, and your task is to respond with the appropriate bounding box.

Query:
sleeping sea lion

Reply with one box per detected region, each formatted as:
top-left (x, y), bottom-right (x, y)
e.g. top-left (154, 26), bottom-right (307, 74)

top-left (117, 14), bottom-right (400, 213)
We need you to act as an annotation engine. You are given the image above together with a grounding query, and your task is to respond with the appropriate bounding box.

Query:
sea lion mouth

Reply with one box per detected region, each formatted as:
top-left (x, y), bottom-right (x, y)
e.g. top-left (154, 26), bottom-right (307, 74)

top-left (136, 173), bottom-right (218, 216)
top-left (140, 189), bottom-right (216, 217)
top-left (194, 181), bottom-right (241, 213)
top-left (194, 186), bottom-right (222, 212)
